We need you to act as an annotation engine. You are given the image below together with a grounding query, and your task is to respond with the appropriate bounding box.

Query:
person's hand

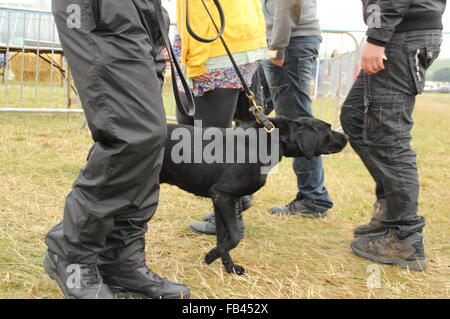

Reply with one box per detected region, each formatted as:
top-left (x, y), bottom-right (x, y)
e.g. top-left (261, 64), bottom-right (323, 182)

top-left (362, 42), bottom-right (386, 75)
top-left (269, 58), bottom-right (285, 67)
top-left (192, 73), bottom-right (210, 82)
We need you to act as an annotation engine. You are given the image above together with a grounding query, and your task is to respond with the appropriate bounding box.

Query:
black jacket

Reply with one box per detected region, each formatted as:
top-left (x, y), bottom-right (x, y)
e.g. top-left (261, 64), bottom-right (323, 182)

top-left (362, 0), bottom-right (446, 46)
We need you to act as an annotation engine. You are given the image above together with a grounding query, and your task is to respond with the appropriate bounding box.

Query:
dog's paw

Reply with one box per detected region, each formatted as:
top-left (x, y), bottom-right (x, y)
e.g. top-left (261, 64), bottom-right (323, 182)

top-left (204, 251), bottom-right (219, 265)
top-left (226, 264), bottom-right (246, 276)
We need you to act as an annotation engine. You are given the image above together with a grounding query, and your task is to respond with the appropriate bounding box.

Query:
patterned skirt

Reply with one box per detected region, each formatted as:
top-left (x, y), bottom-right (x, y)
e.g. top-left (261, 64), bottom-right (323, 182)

top-left (190, 62), bottom-right (258, 97)
top-left (172, 37), bottom-right (258, 97)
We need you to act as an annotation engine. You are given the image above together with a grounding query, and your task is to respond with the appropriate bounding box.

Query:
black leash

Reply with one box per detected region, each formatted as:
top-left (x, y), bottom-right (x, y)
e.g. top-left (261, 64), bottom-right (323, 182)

top-left (186, 0), bottom-right (225, 43)
top-left (152, 0), bottom-right (195, 117)
top-left (185, 0), bottom-right (275, 133)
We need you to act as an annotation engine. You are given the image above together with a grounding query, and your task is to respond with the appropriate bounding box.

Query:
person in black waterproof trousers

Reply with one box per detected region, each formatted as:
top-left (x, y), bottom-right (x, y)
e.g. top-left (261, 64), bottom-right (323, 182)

top-left (341, 0), bottom-right (445, 271)
top-left (43, 0), bottom-right (190, 299)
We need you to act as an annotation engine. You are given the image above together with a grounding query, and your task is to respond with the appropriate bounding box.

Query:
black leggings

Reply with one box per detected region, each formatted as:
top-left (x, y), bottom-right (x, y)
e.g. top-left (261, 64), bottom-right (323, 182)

top-left (176, 88), bottom-right (240, 128)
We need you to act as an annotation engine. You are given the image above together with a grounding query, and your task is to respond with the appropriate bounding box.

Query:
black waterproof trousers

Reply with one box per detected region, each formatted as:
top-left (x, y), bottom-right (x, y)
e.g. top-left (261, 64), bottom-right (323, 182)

top-left (45, 0), bottom-right (168, 272)
top-left (341, 30), bottom-right (442, 236)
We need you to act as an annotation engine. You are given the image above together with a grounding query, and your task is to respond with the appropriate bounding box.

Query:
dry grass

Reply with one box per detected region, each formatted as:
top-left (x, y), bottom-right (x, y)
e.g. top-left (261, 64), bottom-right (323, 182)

top-left (0, 82), bottom-right (69, 109)
top-left (0, 93), bottom-right (449, 299)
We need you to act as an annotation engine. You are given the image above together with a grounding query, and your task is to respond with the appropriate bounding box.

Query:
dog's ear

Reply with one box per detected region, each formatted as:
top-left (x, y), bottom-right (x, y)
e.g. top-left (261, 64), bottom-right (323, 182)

top-left (292, 122), bottom-right (318, 160)
top-left (274, 116), bottom-right (293, 144)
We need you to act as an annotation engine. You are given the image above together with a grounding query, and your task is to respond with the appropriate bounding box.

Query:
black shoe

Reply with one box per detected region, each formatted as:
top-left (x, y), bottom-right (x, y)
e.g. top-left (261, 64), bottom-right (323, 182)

top-left (43, 250), bottom-right (114, 299)
top-left (101, 266), bottom-right (190, 299)
top-left (354, 199), bottom-right (387, 237)
top-left (350, 229), bottom-right (427, 272)
top-left (269, 199), bottom-right (328, 218)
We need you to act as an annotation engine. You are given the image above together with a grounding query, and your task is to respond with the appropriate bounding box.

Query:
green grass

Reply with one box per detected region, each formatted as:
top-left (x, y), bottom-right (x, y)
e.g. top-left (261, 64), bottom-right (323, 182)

top-left (0, 93), bottom-right (449, 299)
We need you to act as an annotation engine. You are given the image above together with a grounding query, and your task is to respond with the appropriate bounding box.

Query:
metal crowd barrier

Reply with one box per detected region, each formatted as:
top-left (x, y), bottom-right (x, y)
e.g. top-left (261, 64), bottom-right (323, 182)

top-left (313, 31), bottom-right (364, 128)
top-left (0, 6), bottom-right (178, 119)
top-left (0, 6), bottom-right (70, 111)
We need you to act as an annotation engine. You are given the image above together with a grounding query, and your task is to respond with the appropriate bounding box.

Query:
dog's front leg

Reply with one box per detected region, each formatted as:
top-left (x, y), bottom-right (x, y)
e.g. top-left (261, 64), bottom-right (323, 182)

top-left (216, 207), bottom-right (246, 276)
top-left (205, 195), bottom-right (245, 275)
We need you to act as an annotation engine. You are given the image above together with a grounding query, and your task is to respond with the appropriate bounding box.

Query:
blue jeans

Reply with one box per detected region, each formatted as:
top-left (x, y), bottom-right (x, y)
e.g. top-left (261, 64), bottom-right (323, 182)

top-left (262, 36), bottom-right (333, 212)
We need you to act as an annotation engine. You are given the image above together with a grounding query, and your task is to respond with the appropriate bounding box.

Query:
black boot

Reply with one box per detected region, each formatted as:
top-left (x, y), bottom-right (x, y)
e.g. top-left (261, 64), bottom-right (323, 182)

top-left (100, 266), bottom-right (190, 299)
top-left (43, 250), bottom-right (114, 299)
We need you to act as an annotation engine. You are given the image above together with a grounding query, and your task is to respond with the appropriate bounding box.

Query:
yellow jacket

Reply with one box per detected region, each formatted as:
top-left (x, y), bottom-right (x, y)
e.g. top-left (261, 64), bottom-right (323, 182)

top-left (177, 0), bottom-right (267, 78)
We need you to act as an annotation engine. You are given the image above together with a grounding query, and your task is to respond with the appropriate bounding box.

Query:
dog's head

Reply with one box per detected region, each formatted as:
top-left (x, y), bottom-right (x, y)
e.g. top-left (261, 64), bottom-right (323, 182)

top-left (273, 116), bottom-right (348, 159)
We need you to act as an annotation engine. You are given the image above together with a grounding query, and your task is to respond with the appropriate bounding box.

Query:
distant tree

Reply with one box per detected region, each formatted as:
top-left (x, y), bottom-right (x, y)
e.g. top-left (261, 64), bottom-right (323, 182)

top-left (431, 68), bottom-right (450, 82)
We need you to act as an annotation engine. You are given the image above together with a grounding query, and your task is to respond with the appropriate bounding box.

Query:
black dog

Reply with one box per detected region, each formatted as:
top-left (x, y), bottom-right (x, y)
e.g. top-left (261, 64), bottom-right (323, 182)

top-left (160, 117), bottom-right (347, 275)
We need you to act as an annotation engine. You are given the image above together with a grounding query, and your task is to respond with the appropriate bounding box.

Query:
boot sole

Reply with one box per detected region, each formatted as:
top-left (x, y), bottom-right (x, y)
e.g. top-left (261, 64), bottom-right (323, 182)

top-left (43, 251), bottom-right (75, 299)
top-left (109, 286), bottom-right (190, 299)
top-left (350, 242), bottom-right (427, 272)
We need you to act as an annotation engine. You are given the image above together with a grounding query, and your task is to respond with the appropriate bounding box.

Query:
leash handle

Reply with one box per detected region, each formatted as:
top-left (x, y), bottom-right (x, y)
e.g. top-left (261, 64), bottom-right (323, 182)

top-left (186, 0), bottom-right (225, 43)
top-left (153, 0), bottom-right (195, 117)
